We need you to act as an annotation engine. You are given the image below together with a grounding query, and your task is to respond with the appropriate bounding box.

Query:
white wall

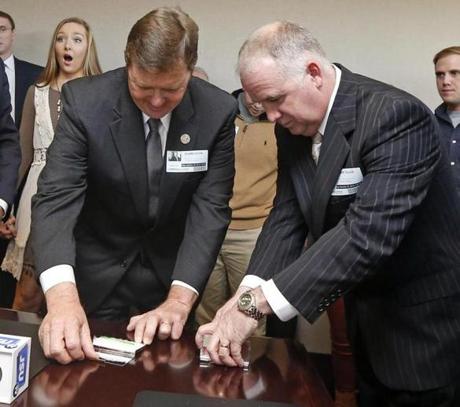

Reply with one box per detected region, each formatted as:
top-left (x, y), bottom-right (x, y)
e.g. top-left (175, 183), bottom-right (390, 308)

top-left (3, 0), bottom-right (460, 110)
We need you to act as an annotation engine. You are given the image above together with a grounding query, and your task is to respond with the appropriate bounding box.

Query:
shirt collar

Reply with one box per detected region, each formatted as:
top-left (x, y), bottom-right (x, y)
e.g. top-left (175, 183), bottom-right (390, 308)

top-left (142, 112), bottom-right (171, 133)
top-left (3, 54), bottom-right (14, 71)
top-left (317, 64), bottom-right (341, 135)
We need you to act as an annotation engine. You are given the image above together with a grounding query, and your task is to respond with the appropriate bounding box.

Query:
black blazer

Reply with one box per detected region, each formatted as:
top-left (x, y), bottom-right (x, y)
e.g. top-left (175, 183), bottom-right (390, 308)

top-left (13, 57), bottom-right (42, 126)
top-left (247, 66), bottom-right (460, 391)
top-left (0, 59), bottom-right (21, 208)
top-left (31, 68), bottom-right (237, 313)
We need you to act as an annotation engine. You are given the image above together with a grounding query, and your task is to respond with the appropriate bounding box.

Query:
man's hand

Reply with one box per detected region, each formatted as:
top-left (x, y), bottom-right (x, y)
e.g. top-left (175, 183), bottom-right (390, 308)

top-left (127, 285), bottom-right (197, 344)
top-left (39, 282), bottom-right (98, 364)
top-left (0, 215), bottom-right (16, 239)
top-left (195, 286), bottom-right (271, 367)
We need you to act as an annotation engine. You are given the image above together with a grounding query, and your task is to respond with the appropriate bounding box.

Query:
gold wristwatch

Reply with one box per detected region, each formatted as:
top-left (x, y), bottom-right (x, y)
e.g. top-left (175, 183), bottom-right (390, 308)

top-left (237, 291), bottom-right (264, 321)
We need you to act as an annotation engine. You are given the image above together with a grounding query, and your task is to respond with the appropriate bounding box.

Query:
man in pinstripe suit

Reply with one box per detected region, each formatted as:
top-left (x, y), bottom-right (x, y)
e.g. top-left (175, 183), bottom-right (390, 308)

top-left (196, 22), bottom-right (460, 406)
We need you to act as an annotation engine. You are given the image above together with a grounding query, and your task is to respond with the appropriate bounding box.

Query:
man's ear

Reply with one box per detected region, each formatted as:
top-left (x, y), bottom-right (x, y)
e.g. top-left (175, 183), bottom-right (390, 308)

top-left (306, 61), bottom-right (323, 88)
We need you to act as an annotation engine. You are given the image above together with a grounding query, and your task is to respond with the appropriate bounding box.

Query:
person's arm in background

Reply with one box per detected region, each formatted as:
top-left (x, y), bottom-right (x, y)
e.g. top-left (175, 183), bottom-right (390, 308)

top-left (17, 85), bottom-right (35, 183)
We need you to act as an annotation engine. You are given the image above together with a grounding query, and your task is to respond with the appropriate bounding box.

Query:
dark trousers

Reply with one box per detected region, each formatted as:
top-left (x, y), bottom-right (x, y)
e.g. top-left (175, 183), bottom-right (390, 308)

top-left (0, 240), bottom-right (16, 308)
top-left (88, 255), bottom-right (166, 321)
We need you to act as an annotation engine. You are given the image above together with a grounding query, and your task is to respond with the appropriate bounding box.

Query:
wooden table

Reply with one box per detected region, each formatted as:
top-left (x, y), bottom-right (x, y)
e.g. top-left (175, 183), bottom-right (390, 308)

top-left (0, 309), bottom-right (333, 406)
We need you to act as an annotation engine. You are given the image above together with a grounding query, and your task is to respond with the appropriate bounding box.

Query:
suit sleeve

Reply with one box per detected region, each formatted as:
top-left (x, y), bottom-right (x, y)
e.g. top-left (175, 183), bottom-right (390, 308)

top-left (245, 135), bottom-right (309, 281)
top-left (0, 61), bottom-right (21, 208)
top-left (31, 83), bottom-right (88, 274)
top-left (265, 97), bottom-right (439, 323)
top-left (171, 103), bottom-right (237, 293)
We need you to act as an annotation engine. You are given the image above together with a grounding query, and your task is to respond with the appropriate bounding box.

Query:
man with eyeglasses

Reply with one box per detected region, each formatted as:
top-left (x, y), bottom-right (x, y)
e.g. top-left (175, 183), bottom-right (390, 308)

top-left (0, 11), bottom-right (42, 126)
top-left (197, 21), bottom-right (460, 407)
top-left (32, 7), bottom-right (237, 365)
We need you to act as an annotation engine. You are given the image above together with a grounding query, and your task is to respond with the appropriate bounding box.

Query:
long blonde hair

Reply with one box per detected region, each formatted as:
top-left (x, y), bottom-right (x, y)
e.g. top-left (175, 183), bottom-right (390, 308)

top-left (37, 17), bottom-right (102, 87)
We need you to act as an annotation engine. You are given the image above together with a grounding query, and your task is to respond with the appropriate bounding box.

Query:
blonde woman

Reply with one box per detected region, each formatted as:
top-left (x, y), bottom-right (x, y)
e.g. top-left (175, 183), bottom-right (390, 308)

top-left (1, 17), bottom-right (102, 311)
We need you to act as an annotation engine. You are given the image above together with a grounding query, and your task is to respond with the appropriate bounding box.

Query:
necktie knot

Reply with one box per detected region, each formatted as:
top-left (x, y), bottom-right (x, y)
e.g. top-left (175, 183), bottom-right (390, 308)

top-left (311, 132), bottom-right (322, 165)
top-left (147, 118), bottom-right (160, 138)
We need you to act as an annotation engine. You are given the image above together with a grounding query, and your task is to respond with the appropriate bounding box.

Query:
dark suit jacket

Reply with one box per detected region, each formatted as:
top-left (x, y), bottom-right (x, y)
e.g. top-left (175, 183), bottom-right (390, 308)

top-left (247, 66), bottom-right (460, 391)
top-left (0, 59), bottom-right (21, 208)
top-left (13, 57), bottom-right (42, 126)
top-left (31, 68), bottom-right (237, 313)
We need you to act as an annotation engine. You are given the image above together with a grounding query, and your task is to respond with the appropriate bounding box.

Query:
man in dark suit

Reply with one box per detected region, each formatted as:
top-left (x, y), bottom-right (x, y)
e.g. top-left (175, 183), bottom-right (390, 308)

top-left (197, 22), bottom-right (460, 406)
top-left (0, 59), bottom-right (20, 229)
top-left (32, 7), bottom-right (237, 365)
top-left (0, 12), bottom-right (42, 308)
top-left (0, 59), bottom-right (20, 310)
top-left (0, 11), bottom-right (42, 126)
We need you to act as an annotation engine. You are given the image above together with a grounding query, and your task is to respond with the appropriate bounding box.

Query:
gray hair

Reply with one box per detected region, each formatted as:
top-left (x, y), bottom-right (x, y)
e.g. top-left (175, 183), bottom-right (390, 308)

top-left (238, 21), bottom-right (330, 79)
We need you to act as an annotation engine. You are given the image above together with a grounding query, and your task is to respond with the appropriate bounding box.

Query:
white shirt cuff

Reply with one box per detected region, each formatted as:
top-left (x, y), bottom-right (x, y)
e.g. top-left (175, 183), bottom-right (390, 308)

top-left (39, 265), bottom-right (76, 293)
top-left (240, 275), bottom-right (265, 289)
top-left (0, 199), bottom-right (8, 219)
top-left (171, 280), bottom-right (199, 296)
top-left (260, 279), bottom-right (299, 321)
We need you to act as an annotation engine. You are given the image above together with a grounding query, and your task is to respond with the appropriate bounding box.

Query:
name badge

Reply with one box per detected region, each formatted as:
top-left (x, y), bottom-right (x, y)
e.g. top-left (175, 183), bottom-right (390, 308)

top-left (332, 167), bottom-right (363, 196)
top-left (166, 150), bottom-right (208, 173)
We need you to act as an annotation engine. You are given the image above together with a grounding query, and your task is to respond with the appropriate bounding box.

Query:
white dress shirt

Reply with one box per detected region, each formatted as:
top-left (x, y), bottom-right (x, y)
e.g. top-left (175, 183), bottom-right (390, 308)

top-left (41, 111), bottom-right (198, 296)
top-left (0, 199), bottom-right (8, 219)
top-left (3, 54), bottom-right (15, 121)
top-left (239, 64), bottom-right (342, 321)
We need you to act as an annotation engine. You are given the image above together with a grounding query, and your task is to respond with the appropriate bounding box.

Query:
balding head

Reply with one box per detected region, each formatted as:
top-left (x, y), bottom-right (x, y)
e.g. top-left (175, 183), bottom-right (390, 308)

top-left (238, 21), bottom-right (330, 82)
top-left (236, 21), bottom-right (336, 138)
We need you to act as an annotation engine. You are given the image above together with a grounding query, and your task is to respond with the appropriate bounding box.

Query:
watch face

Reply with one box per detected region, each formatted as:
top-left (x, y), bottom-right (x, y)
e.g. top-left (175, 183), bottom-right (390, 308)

top-left (239, 293), bottom-right (253, 310)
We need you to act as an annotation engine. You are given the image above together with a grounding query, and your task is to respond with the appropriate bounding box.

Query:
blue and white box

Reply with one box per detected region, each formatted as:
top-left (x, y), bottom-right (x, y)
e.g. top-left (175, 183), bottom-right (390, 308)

top-left (0, 334), bottom-right (31, 404)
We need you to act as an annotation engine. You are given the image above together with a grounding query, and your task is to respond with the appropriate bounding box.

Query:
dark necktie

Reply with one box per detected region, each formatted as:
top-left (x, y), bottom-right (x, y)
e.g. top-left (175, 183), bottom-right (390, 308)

top-left (146, 118), bottom-right (163, 218)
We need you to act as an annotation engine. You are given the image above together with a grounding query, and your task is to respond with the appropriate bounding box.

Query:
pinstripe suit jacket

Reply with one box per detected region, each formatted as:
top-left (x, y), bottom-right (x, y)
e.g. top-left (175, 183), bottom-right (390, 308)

top-left (247, 66), bottom-right (460, 391)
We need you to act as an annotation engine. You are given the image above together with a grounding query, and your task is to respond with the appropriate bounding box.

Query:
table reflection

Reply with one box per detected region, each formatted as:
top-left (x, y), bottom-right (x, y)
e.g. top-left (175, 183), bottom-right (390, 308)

top-left (30, 362), bottom-right (100, 406)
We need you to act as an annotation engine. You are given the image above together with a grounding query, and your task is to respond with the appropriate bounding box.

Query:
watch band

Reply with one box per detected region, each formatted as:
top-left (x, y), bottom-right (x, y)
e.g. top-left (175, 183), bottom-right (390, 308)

top-left (245, 304), bottom-right (264, 321)
top-left (238, 291), bottom-right (265, 321)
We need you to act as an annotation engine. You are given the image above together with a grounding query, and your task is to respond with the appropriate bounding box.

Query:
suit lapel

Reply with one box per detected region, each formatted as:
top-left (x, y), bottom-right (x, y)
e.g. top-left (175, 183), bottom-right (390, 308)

top-left (110, 74), bottom-right (149, 220)
top-left (14, 58), bottom-right (24, 123)
top-left (287, 131), bottom-right (316, 225)
top-left (310, 66), bottom-right (357, 238)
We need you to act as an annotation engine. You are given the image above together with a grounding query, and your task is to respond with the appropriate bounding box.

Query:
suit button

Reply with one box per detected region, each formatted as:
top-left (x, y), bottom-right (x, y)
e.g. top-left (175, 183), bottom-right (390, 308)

top-left (318, 306), bottom-right (324, 312)
top-left (120, 260), bottom-right (128, 268)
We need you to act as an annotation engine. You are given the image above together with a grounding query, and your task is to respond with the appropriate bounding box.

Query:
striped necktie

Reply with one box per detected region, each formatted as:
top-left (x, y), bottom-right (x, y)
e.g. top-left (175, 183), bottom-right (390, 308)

top-left (146, 118), bottom-right (163, 218)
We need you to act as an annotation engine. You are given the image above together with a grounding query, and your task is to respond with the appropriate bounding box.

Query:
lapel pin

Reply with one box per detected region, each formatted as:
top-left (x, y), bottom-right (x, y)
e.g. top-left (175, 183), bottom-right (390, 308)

top-left (180, 133), bottom-right (191, 144)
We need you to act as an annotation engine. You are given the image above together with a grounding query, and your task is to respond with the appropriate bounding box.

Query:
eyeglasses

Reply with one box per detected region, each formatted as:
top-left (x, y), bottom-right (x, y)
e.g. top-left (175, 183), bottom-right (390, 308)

top-left (0, 26), bottom-right (12, 33)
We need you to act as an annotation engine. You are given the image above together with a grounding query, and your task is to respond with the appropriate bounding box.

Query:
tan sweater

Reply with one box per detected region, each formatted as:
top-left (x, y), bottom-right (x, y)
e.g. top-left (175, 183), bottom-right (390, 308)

top-left (229, 116), bottom-right (278, 230)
